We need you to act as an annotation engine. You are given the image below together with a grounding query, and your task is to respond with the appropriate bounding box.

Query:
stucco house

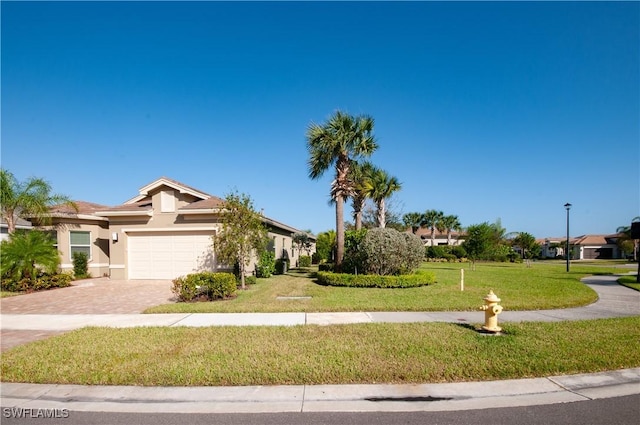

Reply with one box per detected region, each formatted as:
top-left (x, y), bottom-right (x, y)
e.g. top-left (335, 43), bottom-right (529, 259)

top-left (411, 227), bottom-right (465, 246)
top-left (39, 177), bottom-right (315, 280)
top-left (539, 234), bottom-right (625, 260)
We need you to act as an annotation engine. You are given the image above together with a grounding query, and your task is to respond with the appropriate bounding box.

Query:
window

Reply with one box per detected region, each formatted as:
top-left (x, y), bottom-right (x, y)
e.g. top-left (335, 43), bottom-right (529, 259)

top-left (70, 231), bottom-right (91, 259)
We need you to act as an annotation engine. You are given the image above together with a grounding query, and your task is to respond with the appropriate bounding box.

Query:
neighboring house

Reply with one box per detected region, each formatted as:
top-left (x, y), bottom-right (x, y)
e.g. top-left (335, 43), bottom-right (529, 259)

top-left (539, 234), bottom-right (625, 260)
top-left (410, 227), bottom-right (465, 246)
top-left (0, 217), bottom-right (33, 242)
top-left (41, 177), bottom-right (315, 280)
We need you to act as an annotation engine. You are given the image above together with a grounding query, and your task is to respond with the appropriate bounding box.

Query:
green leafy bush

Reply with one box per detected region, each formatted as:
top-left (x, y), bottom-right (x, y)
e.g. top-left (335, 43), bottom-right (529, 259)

top-left (1, 273), bottom-right (72, 293)
top-left (171, 272), bottom-right (237, 302)
top-left (255, 251), bottom-right (276, 278)
top-left (244, 275), bottom-right (257, 286)
top-left (360, 228), bottom-right (424, 275)
top-left (316, 271), bottom-right (435, 288)
top-left (72, 252), bottom-right (90, 279)
top-left (298, 255), bottom-right (312, 267)
top-left (342, 229), bottom-right (368, 274)
top-left (318, 263), bottom-right (334, 272)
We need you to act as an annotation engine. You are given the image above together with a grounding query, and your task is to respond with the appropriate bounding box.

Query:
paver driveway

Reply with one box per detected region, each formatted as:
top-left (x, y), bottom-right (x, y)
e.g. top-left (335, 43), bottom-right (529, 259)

top-left (0, 278), bottom-right (175, 351)
top-left (0, 278), bottom-right (175, 314)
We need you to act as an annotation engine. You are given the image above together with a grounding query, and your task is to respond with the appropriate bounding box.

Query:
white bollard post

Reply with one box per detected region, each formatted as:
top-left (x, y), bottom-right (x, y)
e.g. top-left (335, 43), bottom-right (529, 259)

top-left (460, 268), bottom-right (464, 291)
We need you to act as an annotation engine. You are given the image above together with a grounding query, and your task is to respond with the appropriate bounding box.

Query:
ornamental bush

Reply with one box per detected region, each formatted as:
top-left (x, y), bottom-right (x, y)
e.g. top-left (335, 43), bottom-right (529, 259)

top-left (316, 270), bottom-right (435, 288)
top-left (72, 252), bottom-right (90, 279)
top-left (1, 272), bottom-right (72, 293)
top-left (298, 255), bottom-right (312, 267)
top-left (360, 228), bottom-right (424, 276)
top-left (172, 272), bottom-right (237, 302)
top-left (255, 251), bottom-right (276, 278)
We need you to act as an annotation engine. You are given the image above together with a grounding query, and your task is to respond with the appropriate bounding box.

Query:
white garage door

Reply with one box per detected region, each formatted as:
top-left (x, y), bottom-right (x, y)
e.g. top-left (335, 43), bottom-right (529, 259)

top-left (128, 232), bottom-right (215, 279)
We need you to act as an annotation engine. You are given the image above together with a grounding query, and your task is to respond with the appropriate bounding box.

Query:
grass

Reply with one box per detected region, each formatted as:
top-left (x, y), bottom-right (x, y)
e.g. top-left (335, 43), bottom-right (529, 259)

top-left (144, 261), bottom-right (626, 313)
top-left (618, 275), bottom-right (640, 291)
top-left (2, 317), bottom-right (639, 386)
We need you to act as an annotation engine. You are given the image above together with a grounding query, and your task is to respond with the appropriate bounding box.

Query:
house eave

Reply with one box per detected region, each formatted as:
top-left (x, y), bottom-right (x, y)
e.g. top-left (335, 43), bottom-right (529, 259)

top-left (94, 211), bottom-right (153, 217)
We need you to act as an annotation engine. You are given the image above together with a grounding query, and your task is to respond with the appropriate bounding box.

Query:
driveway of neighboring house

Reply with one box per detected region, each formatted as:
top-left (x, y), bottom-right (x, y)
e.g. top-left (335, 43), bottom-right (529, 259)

top-left (0, 278), bottom-right (175, 351)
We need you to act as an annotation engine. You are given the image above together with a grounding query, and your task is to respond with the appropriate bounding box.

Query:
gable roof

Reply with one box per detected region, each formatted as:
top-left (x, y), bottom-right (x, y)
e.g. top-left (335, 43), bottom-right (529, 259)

top-left (125, 177), bottom-right (212, 204)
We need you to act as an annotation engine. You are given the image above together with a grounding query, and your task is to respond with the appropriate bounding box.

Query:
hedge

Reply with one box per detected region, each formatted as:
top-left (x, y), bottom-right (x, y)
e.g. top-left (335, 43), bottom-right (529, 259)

top-left (1, 273), bottom-right (72, 293)
top-left (316, 271), bottom-right (435, 289)
top-left (172, 272), bottom-right (237, 302)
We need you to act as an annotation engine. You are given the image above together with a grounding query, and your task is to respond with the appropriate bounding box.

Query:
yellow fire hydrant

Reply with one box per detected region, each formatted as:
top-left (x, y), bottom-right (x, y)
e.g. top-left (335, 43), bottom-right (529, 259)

top-left (480, 290), bottom-right (503, 333)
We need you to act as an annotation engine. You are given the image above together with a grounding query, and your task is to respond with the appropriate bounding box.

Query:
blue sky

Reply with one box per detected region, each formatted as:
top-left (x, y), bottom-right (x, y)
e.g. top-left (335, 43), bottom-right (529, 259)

top-left (2, 1), bottom-right (638, 238)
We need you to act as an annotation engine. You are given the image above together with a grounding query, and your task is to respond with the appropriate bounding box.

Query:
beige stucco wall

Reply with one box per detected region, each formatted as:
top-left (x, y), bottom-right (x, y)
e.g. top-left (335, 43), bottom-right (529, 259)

top-left (51, 218), bottom-right (110, 277)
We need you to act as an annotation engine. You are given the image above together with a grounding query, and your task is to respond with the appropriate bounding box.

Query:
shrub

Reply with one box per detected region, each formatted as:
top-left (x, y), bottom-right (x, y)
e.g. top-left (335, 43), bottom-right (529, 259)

top-left (318, 263), bottom-right (334, 272)
top-left (1, 272), bottom-right (72, 293)
top-left (72, 252), bottom-right (89, 279)
top-left (172, 272), bottom-right (237, 302)
top-left (255, 251), bottom-right (276, 278)
top-left (244, 275), bottom-right (257, 286)
top-left (342, 229), bottom-right (368, 274)
top-left (360, 228), bottom-right (424, 276)
top-left (316, 271), bottom-right (435, 288)
top-left (298, 255), bottom-right (312, 267)
top-left (311, 252), bottom-right (322, 264)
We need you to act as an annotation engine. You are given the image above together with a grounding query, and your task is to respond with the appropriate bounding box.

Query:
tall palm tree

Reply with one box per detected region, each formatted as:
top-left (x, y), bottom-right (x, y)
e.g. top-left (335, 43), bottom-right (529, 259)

top-left (403, 212), bottom-right (424, 234)
top-left (616, 216), bottom-right (640, 261)
top-left (421, 209), bottom-right (444, 246)
top-left (348, 160), bottom-right (375, 230)
top-left (306, 111), bottom-right (378, 269)
top-left (440, 214), bottom-right (462, 245)
top-left (363, 166), bottom-right (401, 228)
top-left (1, 169), bottom-right (77, 234)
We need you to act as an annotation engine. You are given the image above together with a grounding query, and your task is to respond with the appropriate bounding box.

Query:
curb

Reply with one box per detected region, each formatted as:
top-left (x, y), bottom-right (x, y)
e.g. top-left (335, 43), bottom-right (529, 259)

top-left (1, 369), bottom-right (639, 413)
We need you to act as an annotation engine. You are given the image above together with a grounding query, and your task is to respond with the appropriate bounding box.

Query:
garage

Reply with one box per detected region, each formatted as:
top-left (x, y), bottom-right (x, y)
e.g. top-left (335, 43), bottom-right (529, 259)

top-left (127, 232), bottom-right (215, 279)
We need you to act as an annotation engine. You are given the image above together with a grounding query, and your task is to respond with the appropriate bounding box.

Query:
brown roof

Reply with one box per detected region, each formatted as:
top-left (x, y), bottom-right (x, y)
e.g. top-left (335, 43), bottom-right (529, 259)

top-left (95, 201), bottom-right (153, 213)
top-left (50, 201), bottom-right (111, 215)
top-left (179, 196), bottom-right (225, 210)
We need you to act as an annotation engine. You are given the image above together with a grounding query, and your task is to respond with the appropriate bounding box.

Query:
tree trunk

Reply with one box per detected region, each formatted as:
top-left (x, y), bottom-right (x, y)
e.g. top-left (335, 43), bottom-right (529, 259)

top-left (335, 195), bottom-right (345, 271)
top-left (5, 211), bottom-right (16, 235)
top-left (377, 199), bottom-right (386, 228)
top-left (355, 211), bottom-right (362, 230)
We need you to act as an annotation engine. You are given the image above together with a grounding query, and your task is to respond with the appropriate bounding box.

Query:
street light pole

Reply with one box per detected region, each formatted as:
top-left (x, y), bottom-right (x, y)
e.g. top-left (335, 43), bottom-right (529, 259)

top-left (564, 203), bottom-right (572, 272)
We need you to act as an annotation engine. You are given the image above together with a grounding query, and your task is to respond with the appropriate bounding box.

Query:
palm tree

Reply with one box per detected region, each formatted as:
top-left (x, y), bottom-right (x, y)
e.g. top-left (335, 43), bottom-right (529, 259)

top-left (1, 230), bottom-right (60, 282)
top-left (1, 169), bottom-right (77, 234)
top-left (421, 209), bottom-right (444, 246)
top-left (348, 160), bottom-right (375, 230)
top-left (440, 214), bottom-right (462, 245)
top-left (306, 111), bottom-right (378, 269)
top-left (363, 166), bottom-right (401, 228)
top-left (403, 212), bottom-right (424, 234)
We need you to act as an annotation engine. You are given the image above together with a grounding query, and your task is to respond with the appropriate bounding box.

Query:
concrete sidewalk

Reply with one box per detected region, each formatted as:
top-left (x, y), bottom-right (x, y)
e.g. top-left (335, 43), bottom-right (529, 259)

top-left (1, 274), bottom-right (638, 413)
top-left (1, 369), bottom-right (639, 413)
top-left (1, 274), bottom-right (638, 331)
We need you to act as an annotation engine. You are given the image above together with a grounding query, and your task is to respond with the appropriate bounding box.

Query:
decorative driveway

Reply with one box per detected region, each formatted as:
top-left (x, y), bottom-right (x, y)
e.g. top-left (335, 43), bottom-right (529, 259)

top-left (0, 278), bottom-right (174, 351)
top-left (0, 278), bottom-right (174, 314)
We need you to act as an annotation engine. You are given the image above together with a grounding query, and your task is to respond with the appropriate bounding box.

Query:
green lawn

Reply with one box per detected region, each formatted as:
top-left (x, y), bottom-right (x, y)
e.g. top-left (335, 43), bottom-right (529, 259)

top-left (618, 275), bottom-right (640, 291)
top-left (1, 290), bottom-right (23, 298)
top-left (2, 317), bottom-right (638, 386)
top-left (145, 261), bottom-right (623, 313)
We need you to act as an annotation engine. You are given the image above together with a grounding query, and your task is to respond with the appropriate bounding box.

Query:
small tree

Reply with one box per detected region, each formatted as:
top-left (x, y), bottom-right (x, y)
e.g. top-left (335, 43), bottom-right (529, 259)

top-left (463, 222), bottom-right (494, 270)
top-left (292, 232), bottom-right (313, 257)
top-left (315, 230), bottom-right (336, 263)
top-left (1, 230), bottom-right (60, 283)
top-left (213, 191), bottom-right (268, 290)
top-left (512, 232), bottom-right (540, 267)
